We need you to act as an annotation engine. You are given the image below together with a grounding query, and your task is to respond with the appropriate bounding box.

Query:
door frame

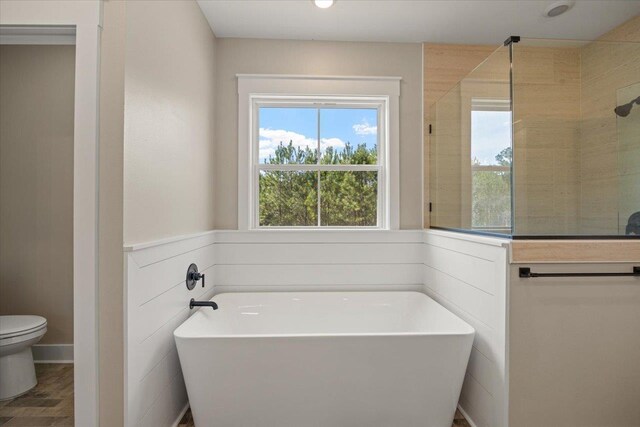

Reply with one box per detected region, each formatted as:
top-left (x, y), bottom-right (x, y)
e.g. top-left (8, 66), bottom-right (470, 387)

top-left (0, 2), bottom-right (101, 426)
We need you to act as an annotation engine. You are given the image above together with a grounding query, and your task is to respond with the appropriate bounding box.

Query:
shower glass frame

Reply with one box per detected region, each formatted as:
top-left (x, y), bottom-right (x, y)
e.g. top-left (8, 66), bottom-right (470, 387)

top-left (428, 36), bottom-right (640, 239)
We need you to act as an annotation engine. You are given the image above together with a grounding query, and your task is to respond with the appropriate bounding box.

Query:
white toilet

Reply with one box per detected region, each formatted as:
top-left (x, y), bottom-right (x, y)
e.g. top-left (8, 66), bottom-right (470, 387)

top-left (0, 315), bottom-right (47, 400)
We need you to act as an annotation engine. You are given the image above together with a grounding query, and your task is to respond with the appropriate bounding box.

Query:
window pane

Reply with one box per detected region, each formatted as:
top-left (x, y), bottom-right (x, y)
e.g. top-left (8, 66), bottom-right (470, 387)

top-left (471, 109), bottom-right (511, 166)
top-left (319, 108), bottom-right (377, 165)
top-left (259, 107), bottom-right (318, 164)
top-left (320, 171), bottom-right (377, 226)
top-left (471, 106), bottom-right (512, 229)
top-left (259, 171), bottom-right (318, 226)
top-left (472, 170), bottom-right (511, 228)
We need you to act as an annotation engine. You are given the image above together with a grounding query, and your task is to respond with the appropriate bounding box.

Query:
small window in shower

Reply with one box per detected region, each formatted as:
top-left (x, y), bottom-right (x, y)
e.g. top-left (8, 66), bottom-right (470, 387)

top-left (471, 99), bottom-right (512, 231)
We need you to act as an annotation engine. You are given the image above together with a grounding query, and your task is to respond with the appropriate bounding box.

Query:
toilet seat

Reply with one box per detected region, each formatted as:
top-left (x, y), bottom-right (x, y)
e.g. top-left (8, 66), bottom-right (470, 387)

top-left (0, 316), bottom-right (47, 340)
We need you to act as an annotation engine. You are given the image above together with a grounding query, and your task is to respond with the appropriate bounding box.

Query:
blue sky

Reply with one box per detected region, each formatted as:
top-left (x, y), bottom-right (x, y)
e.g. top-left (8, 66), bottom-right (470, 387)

top-left (259, 107), bottom-right (377, 162)
top-left (258, 107), bottom-right (510, 165)
top-left (471, 111), bottom-right (512, 165)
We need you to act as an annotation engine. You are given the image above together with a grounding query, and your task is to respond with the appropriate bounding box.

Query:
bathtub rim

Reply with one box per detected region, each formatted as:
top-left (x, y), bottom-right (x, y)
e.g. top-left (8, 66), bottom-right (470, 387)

top-left (174, 291), bottom-right (476, 340)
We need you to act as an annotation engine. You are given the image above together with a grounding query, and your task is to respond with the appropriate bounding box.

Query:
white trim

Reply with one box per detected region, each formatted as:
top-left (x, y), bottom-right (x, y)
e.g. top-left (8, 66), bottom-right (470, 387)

top-left (214, 284), bottom-right (425, 294)
top-left (258, 164), bottom-right (380, 171)
top-left (0, 3), bottom-right (101, 426)
top-left (471, 97), bottom-right (511, 111)
top-left (124, 229), bottom-right (424, 251)
top-left (0, 25), bottom-right (75, 44)
top-left (213, 229), bottom-right (424, 244)
top-left (251, 96), bottom-right (387, 229)
top-left (472, 165), bottom-right (510, 172)
top-left (124, 230), bottom-right (216, 252)
top-left (425, 228), bottom-right (511, 248)
top-left (236, 73), bottom-right (402, 82)
top-left (33, 344), bottom-right (74, 363)
top-left (237, 74), bottom-right (400, 230)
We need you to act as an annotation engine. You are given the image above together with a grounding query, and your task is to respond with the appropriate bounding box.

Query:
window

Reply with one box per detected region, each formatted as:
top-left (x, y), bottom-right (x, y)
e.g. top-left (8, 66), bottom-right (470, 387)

top-left (471, 99), bottom-right (512, 230)
top-left (256, 102), bottom-right (383, 228)
top-left (237, 75), bottom-right (400, 230)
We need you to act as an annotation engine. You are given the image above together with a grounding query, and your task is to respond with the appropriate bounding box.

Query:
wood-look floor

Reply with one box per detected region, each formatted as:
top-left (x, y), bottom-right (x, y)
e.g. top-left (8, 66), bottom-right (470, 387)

top-left (0, 364), bottom-right (472, 427)
top-left (0, 364), bottom-right (73, 426)
top-left (179, 407), bottom-right (473, 426)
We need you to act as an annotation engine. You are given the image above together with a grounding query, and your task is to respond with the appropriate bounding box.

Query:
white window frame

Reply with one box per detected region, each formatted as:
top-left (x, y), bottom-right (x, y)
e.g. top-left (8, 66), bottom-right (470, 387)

top-left (237, 75), bottom-right (400, 230)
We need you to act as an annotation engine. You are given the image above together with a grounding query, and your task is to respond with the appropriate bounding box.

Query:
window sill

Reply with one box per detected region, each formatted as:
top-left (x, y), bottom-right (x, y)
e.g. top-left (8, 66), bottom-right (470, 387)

top-left (251, 227), bottom-right (387, 231)
top-left (215, 229), bottom-right (423, 244)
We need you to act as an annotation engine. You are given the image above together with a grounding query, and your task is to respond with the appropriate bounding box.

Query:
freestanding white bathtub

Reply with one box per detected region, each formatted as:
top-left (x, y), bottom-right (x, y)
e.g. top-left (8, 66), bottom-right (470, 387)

top-left (174, 291), bottom-right (474, 427)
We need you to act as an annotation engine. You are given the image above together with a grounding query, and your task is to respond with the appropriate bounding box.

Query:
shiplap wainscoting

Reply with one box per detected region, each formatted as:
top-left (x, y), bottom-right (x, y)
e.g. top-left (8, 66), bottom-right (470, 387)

top-left (124, 232), bottom-right (217, 427)
top-left (212, 230), bottom-right (425, 293)
top-left (124, 230), bottom-right (425, 427)
top-left (124, 229), bottom-right (508, 427)
top-left (423, 230), bottom-right (510, 427)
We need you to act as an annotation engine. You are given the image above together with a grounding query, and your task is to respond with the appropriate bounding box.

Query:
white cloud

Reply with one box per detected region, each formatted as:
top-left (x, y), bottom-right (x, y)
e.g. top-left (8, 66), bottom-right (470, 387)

top-left (258, 128), bottom-right (346, 161)
top-left (352, 120), bottom-right (377, 136)
top-left (320, 137), bottom-right (345, 150)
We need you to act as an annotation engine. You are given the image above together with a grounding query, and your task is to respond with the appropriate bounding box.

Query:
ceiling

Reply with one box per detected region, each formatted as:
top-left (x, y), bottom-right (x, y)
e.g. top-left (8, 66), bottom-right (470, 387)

top-left (196, 0), bottom-right (640, 45)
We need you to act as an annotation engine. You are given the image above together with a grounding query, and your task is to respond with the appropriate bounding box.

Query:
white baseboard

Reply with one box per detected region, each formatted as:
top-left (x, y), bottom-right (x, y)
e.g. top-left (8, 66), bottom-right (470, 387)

top-left (457, 404), bottom-right (479, 427)
top-left (171, 403), bottom-right (190, 427)
top-left (33, 344), bottom-right (74, 363)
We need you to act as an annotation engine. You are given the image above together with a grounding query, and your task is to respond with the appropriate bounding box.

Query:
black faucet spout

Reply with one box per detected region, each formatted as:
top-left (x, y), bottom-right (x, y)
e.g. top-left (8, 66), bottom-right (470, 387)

top-left (189, 298), bottom-right (218, 310)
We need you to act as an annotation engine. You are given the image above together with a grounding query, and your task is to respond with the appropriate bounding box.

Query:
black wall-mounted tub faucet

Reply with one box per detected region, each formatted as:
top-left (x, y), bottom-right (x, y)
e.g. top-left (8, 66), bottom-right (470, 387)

top-left (189, 298), bottom-right (218, 310)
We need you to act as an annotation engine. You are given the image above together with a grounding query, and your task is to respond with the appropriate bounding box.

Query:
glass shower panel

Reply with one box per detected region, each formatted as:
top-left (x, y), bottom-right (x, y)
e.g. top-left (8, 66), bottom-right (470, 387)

top-left (512, 38), bottom-right (640, 236)
top-left (618, 82), bottom-right (640, 236)
top-left (511, 39), bottom-right (583, 236)
top-left (429, 44), bottom-right (512, 234)
top-left (428, 37), bottom-right (639, 238)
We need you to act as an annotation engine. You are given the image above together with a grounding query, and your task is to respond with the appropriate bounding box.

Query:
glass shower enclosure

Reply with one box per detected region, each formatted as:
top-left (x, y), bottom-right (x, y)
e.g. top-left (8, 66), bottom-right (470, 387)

top-left (428, 36), bottom-right (640, 238)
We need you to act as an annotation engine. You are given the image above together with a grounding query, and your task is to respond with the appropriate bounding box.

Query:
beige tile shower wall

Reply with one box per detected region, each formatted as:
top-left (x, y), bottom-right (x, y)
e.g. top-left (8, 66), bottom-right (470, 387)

top-left (617, 82), bottom-right (640, 233)
top-left (423, 44), bottom-right (496, 228)
top-left (430, 85), bottom-right (463, 228)
top-left (215, 38), bottom-right (423, 230)
top-left (512, 46), bottom-right (582, 235)
top-left (423, 44), bottom-right (498, 119)
top-left (579, 16), bottom-right (640, 235)
top-left (0, 45), bottom-right (75, 345)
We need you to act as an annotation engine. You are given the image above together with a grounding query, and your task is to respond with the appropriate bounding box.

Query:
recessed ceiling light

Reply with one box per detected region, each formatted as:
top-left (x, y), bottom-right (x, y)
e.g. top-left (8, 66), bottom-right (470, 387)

top-left (314, 0), bottom-right (334, 9)
top-left (544, 1), bottom-right (574, 17)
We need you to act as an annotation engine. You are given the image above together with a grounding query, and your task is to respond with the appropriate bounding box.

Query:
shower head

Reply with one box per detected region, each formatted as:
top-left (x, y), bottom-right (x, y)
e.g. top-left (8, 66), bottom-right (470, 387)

top-left (615, 103), bottom-right (633, 117)
top-left (614, 96), bottom-right (640, 118)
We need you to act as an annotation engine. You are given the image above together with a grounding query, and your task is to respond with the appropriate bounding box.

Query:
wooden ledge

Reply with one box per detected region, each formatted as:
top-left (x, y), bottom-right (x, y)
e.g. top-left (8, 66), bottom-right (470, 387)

top-left (510, 240), bottom-right (640, 264)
